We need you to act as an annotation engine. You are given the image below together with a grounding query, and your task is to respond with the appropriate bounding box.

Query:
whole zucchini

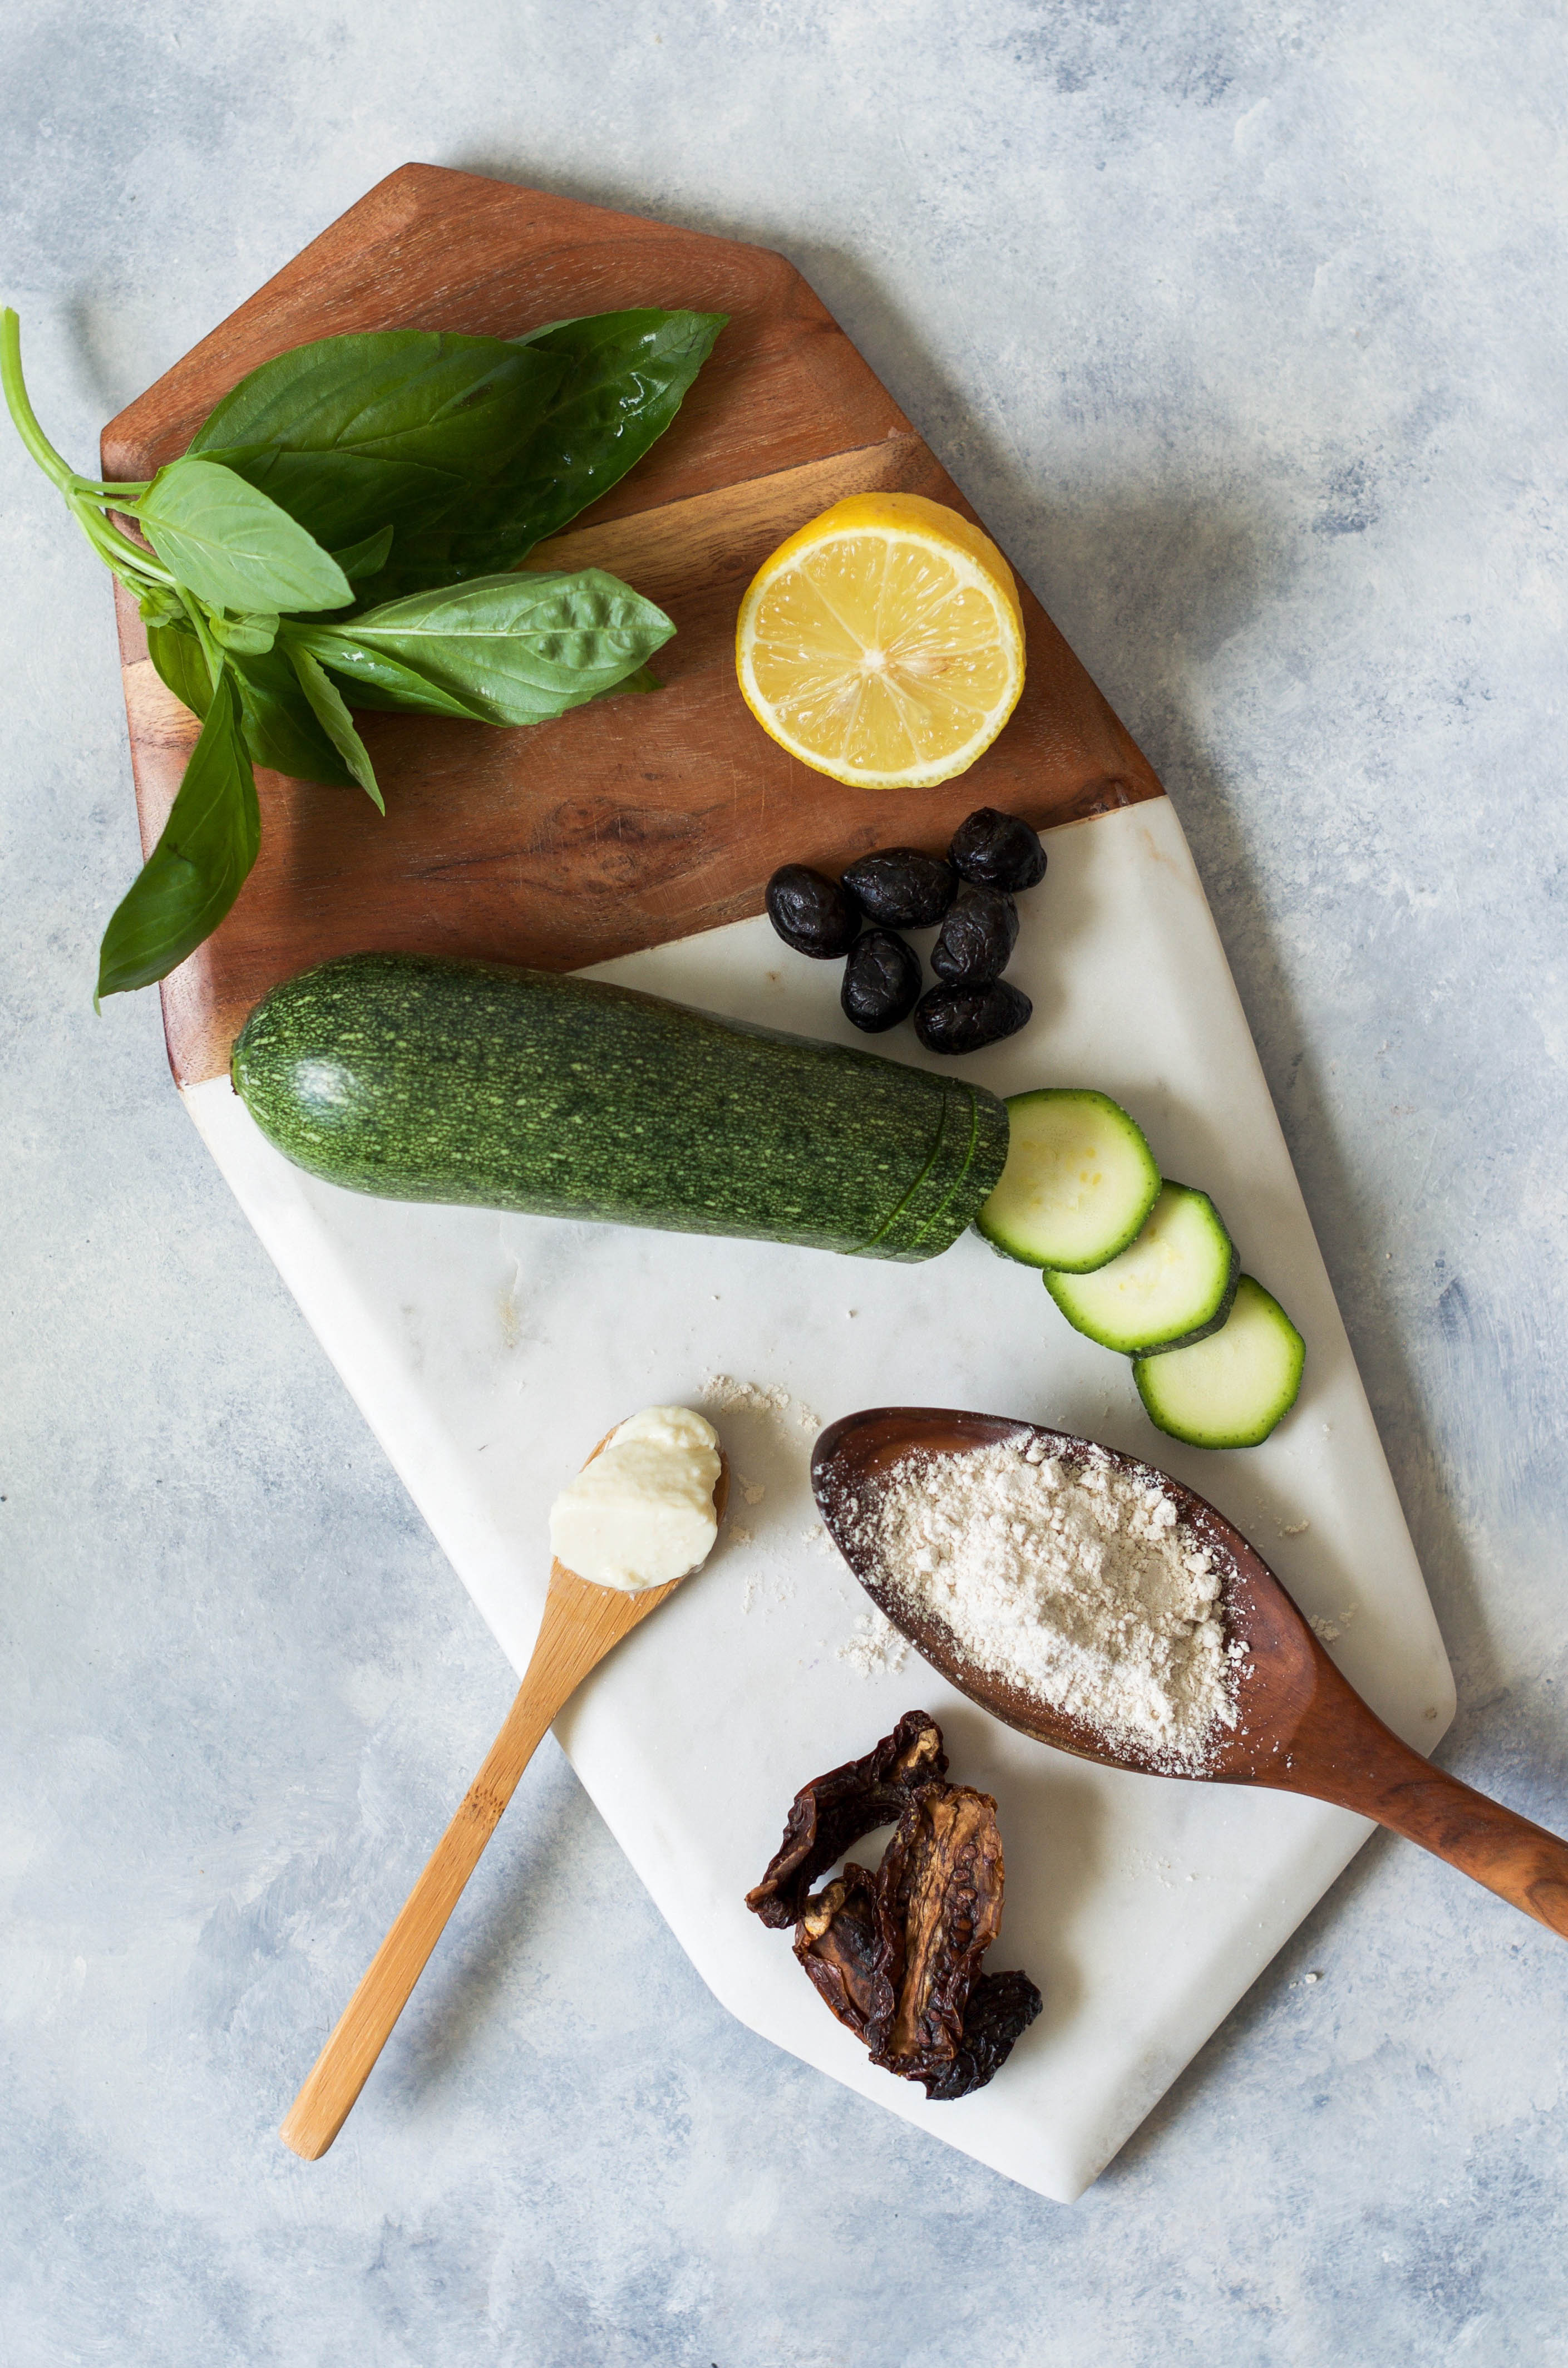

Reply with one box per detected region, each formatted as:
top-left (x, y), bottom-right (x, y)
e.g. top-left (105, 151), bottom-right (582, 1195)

top-left (231, 953), bottom-right (1009, 1262)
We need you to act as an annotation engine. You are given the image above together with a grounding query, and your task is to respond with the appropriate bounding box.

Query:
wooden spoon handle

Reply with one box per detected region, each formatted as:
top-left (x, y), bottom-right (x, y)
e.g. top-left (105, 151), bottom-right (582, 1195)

top-left (279, 1562), bottom-right (674, 2158)
top-left (279, 1558), bottom-right (654, 2163)
top-left (279, 1673), bottom-right (559, 2159)
top-left (1296, 1720), bottom-right (1568, 1941)
top-left (278, 1475), bottom-right (707, 2159)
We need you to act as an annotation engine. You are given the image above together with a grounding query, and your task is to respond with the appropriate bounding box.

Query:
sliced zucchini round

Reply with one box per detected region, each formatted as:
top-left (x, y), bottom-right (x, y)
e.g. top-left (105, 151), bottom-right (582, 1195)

top-left (1044, 1181), bottom-right (1239, 1353)
top-left (1133, 1275), bottom-right (1305, 1449)
top-left (977, 1088), bottom-right (1160, 1271)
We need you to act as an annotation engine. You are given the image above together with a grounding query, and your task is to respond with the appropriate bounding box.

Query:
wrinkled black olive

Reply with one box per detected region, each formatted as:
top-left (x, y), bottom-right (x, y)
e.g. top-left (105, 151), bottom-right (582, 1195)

top-left (841, 929), bottom-right (922, 1032)
top-left (765, 864), bottom-right (861, 958)
top-left (930, 885), bottom-right (1019, 984)
top-left (948, 808), bottom-right (1047, 892)
top-left (913, 979), bottom-right (1033, 1055)
top-left (840, 846), bottom-right (956, 929)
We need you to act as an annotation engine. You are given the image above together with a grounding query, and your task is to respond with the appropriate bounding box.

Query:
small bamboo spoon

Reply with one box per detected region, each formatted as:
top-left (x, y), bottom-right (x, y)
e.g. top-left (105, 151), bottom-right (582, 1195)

top-left (280, 1432), bottom-right (728, 2160)
top-left (813, 1407), bottom-right (1568, 1941)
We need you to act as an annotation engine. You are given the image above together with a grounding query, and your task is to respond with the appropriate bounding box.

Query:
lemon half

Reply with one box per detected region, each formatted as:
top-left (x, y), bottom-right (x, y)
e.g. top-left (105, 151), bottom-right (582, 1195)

top-left (735, 491), bottom-right (1026, 790)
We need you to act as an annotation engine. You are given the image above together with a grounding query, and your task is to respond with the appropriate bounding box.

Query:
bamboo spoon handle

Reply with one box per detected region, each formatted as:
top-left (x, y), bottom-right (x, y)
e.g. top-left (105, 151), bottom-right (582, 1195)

top-left (280, 1439), bottom-right (721, 2162)
top-left (1294, 1721), bottom-right (1568, 1942)
top-left (279, 1587), bottom-right (618, 2160)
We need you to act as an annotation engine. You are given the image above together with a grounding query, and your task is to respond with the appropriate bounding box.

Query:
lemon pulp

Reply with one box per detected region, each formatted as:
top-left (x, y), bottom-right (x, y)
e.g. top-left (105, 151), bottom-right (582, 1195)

top-left (735, 491), bottom-right (1025, 790)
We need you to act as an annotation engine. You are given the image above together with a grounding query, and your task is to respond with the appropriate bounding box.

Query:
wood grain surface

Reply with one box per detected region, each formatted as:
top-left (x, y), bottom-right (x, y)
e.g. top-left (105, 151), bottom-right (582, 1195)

top-left (102, 163), bottom-right (1163, 1088)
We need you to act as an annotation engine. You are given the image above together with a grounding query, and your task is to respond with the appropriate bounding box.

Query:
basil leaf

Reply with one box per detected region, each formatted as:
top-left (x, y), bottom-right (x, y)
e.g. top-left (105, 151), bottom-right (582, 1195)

top-left (134, 457), bottom-right (353, 616)
top-left (607, 663), bottom-right (661, 696)
top-left (332, 523), bottom-right (395, 580)
top-left (287, 643), bottom-right (383, 811)
top-left (96, 669), bottom-right (260, 999)
top-left (209, 608), bottom-right (279, 656)
top-left (137, 584), bottom-right (186, 628)
top-left (286, 626), bottom-right (489, 722)
top-left (148, 618), bottom-right (353, 783)
top-left (298, 569), bottom-right (674, 727)
top-left (363, 310), bottom-right (727, 595)
top-left (189, 331), bottom-right (564, 555)
top-left (228, 645), bottom-right (360, 788)
top-left (146, 619), bottom-right (214, 720)
top-left (501, 308), bottom-right (727, 549)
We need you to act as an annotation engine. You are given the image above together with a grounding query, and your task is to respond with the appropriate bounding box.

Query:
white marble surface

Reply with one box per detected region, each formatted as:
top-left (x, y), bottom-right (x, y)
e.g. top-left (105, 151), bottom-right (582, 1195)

top-left (4, 0), bottom-right (1567, 2358)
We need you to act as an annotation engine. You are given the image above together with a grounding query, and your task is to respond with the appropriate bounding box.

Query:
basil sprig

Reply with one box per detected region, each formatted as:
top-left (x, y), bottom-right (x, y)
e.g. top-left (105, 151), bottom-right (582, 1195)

top-left (1, 303), bottom-right (723, 1000)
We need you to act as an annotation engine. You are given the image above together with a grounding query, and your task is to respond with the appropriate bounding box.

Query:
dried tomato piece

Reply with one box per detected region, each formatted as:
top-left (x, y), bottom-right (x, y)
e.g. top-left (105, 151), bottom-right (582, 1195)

top-left (750, 1713), bottom-right (1042, 2103)
top-left (870, 1781), bottom-right (1006, 2082)
top-left (745, 1709), bottom-right (948, 1929)
top-left (915, 1969), bottom-right (1043, 2101)
top-left (793, 1863), bottom-right (890, 2045)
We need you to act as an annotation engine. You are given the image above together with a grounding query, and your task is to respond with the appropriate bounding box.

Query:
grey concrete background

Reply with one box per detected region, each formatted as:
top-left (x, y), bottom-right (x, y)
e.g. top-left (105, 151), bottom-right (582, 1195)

top-left (3, 3), bottom-right (1566, 2361)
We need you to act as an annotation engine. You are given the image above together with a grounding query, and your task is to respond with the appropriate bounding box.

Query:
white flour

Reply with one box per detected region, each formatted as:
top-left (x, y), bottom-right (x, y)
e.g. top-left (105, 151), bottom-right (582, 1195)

top-left (703, 1375), bottom-right (821, 1431)
top-left (837, 1605), bottom-right (909, 1677)
top-left (865, 1438), bottom-right (1238, 1768)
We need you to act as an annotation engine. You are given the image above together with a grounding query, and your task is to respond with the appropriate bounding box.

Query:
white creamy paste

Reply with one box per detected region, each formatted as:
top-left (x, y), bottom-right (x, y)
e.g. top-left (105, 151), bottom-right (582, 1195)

top-left (548, 1406), bottom-right (722, 1593)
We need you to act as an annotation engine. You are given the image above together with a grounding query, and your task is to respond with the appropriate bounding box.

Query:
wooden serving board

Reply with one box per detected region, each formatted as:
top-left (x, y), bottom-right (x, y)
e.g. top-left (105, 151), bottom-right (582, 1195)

top-left (103, 163), bottom-right (1160, 1089)
top-left (102, 168), bottom-right (1458, 2198)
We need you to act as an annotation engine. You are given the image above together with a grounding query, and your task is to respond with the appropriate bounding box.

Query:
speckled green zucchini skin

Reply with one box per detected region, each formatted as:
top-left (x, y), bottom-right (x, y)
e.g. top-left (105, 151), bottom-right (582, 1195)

top-left (231, 953), bottom-right (1009, 1261)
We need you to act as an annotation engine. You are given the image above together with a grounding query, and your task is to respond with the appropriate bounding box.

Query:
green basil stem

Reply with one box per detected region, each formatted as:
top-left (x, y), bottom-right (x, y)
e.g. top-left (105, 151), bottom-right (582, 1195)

top-left (68, 474), bottom-right (151, 500)
top-left (69, 496), bottom-right (176, 592)
top-left (177, 585), bottom-right (226, 693)
top-left (2, 313), bottom-right (175, 594)
top-left (0, 307), bottom-right (73, 485)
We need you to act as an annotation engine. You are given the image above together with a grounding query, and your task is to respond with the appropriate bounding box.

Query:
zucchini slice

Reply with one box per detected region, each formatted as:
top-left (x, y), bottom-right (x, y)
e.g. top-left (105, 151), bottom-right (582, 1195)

top-left (1043, 1180), bottom-right (1239, 1354)
top-left (977, 1088), bottom-right (1160, 1271)
top-left (1133, 1275), bottom-right (1305, 1449)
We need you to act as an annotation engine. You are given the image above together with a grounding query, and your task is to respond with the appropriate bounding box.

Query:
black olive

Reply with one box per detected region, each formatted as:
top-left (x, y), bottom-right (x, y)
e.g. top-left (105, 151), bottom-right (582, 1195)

top-left (929, 884), bottom-right (1019, 984)
top-left (913, 979), bottom-right (1033, 1055)
top-left (841, 929), bottom-right (922, 1033)
top-left (840, 846), bottom-right (956, 929)
top-left (948, 808), bottom-right (1047, 892)
top-left (765, 864), bottom-right (861, 958)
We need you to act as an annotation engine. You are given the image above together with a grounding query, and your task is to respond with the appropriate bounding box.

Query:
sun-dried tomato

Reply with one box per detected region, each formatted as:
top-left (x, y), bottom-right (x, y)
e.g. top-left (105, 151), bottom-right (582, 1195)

top-left (870, 1780), bottom-right (1007, 2081)
top-left (792, 1862), bottom-right (888, 2044)
top-left (918, 1969), bottom-right (1044, 2101)
top-left (745, 1708), bottom-right (947, 1929)
top-left (748, 1713), bottom-right (1042, 2101)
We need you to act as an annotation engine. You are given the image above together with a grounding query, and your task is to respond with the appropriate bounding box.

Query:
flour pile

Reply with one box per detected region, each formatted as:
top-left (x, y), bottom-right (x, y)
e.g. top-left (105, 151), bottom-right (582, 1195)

top-left (866, 1438), bottom-right (1237, 1768)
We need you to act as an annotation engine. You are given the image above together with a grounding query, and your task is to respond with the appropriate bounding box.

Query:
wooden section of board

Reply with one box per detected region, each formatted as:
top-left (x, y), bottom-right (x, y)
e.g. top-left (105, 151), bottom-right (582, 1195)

top-left (102, 164), bottom-right (1163, 1088)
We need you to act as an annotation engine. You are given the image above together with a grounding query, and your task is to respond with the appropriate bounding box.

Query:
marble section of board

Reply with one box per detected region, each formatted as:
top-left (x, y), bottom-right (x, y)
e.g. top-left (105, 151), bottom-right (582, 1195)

top-left (179, 796), bottom-right (1453, 2205)
top-left (5, 1), bottom-right (1568, 2361)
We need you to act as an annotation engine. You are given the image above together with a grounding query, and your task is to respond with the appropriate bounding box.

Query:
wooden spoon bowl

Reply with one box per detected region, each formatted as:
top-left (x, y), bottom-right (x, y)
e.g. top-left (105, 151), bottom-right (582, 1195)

top-left (813, 1406), bottom-right (1568, 1939)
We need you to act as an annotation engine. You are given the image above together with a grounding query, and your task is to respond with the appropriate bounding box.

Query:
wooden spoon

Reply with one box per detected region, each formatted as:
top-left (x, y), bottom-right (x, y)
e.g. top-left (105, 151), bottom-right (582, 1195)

top-left (280, 1431), bottom-right (728, 2160)
top-left (813, 1407), bottom-right (1568, 1941)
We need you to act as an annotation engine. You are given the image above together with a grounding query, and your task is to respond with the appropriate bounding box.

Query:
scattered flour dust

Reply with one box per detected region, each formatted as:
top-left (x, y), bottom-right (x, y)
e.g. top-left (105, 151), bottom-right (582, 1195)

top-left (703, 1375), bottom-right (821, 1432)
top-left (837, 1606), bottom-right (908, 1677)
top-left (704, 1374), bottom-right (792, 1415)
top-left (860, 1436), bottom-right (1241, 1769)
top-left (702, 1376), bottom-right (881, 1660)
